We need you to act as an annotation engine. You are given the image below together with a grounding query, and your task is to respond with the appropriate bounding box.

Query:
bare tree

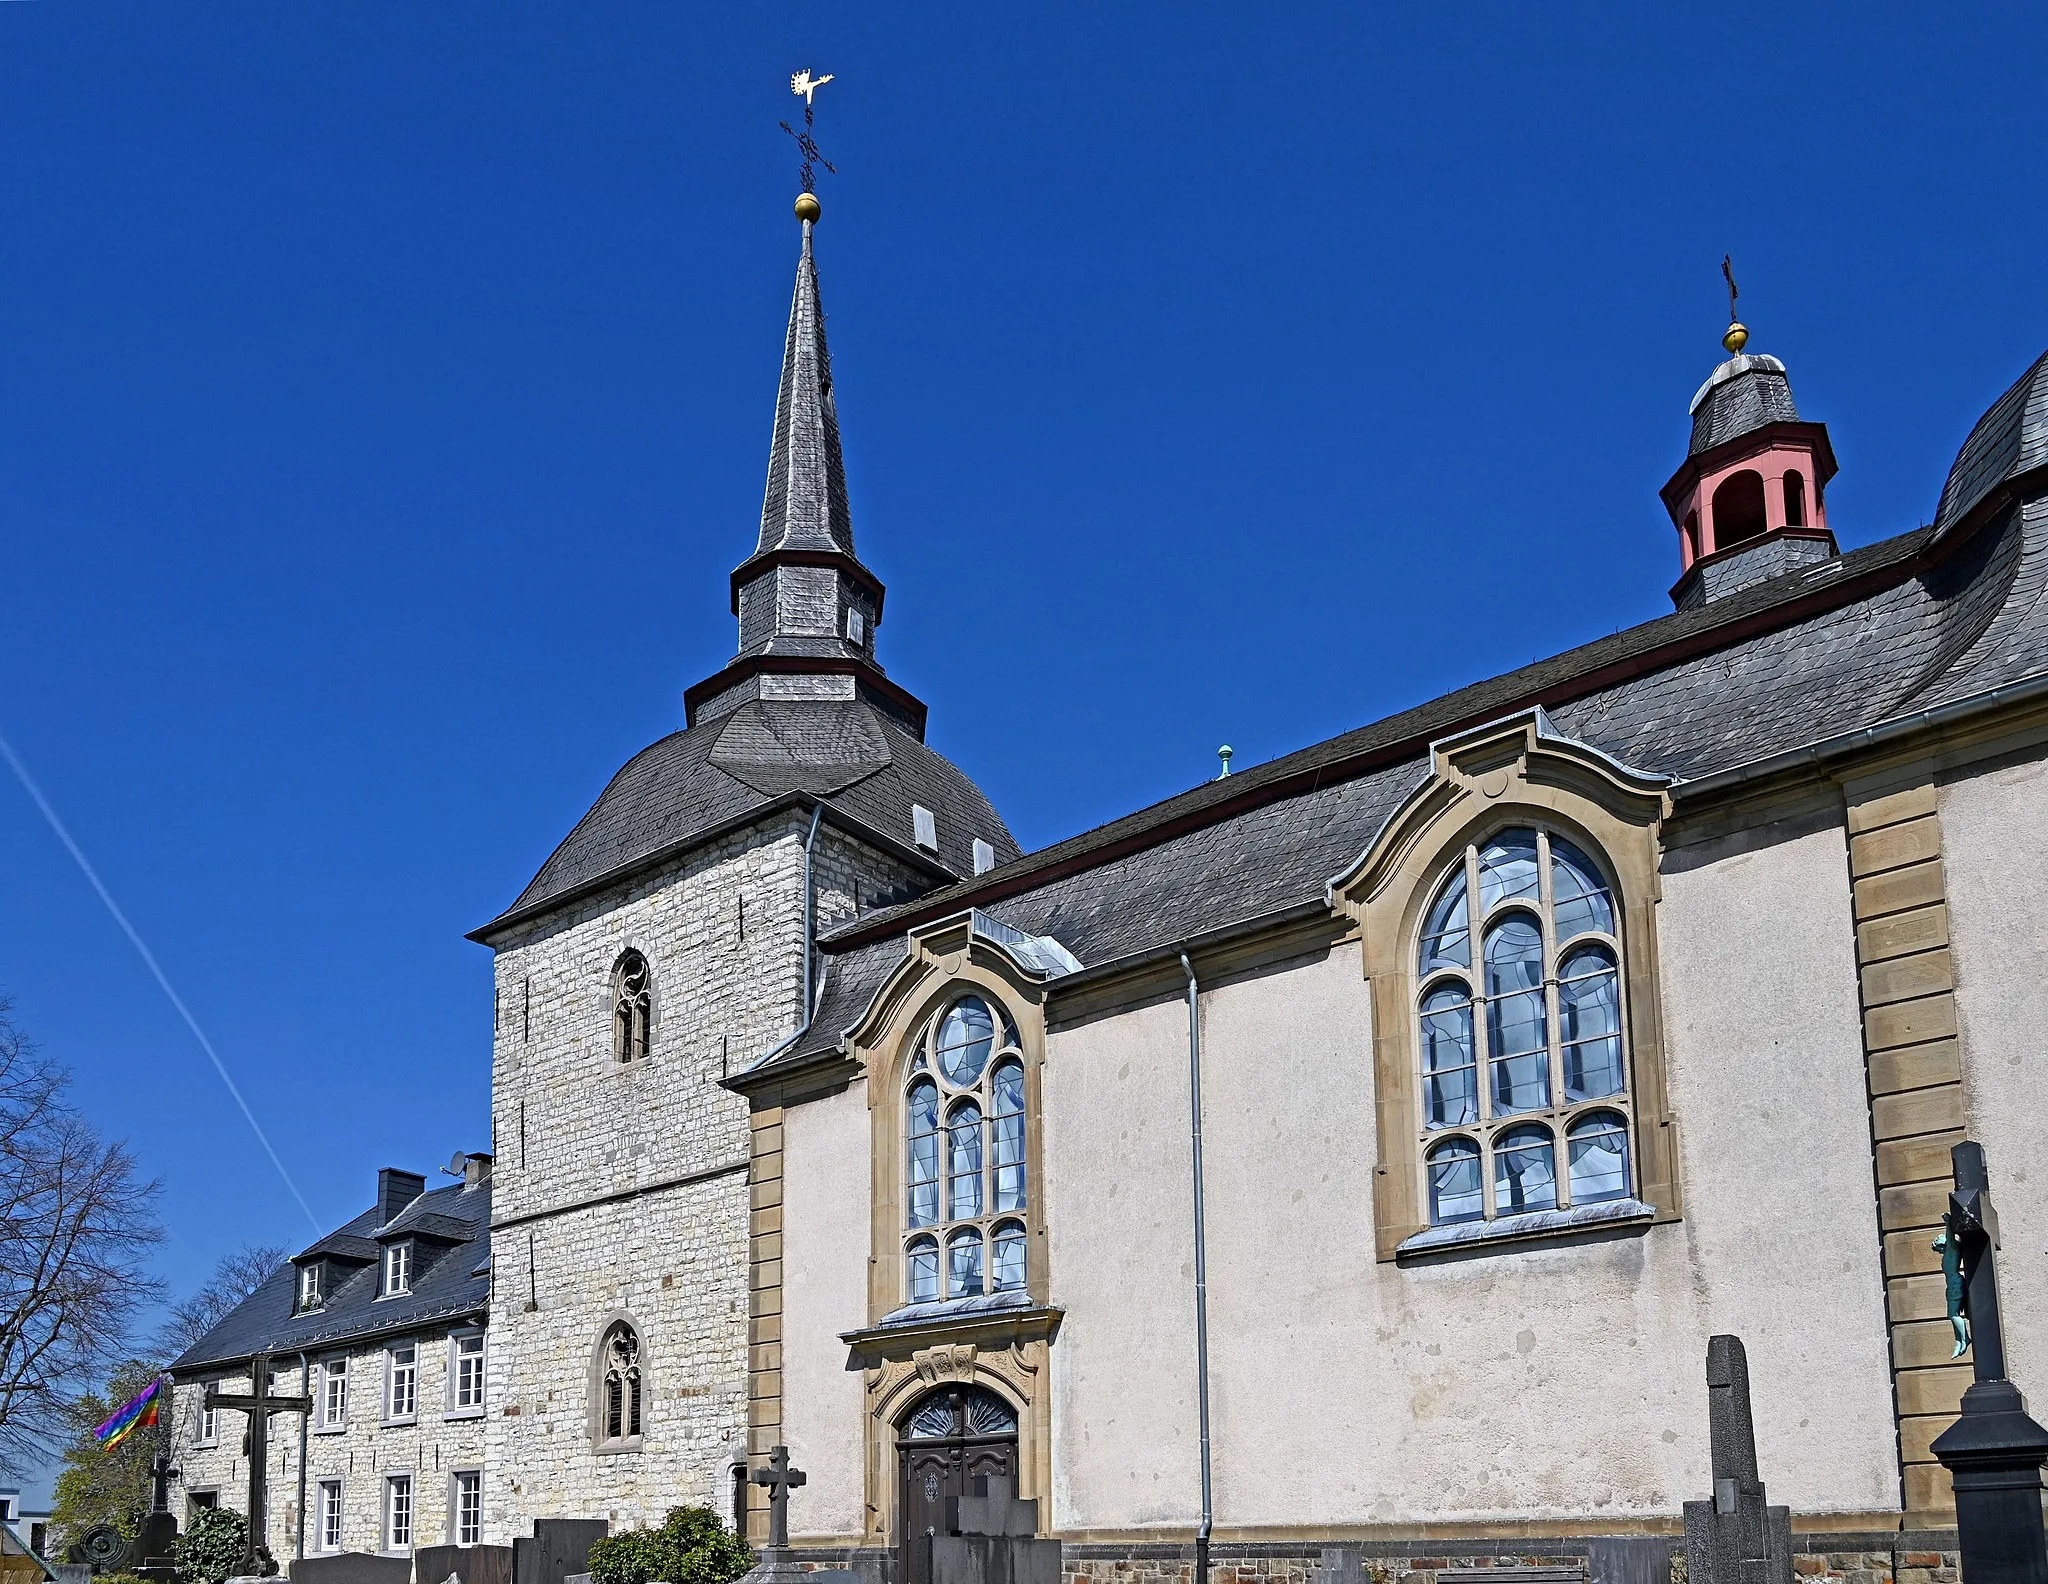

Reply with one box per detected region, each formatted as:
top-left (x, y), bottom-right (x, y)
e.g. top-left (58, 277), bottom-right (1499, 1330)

top-left (153, 1241), bottom-right (290, 1361)
top-left (0, 1001), bottom-right (164, 1471)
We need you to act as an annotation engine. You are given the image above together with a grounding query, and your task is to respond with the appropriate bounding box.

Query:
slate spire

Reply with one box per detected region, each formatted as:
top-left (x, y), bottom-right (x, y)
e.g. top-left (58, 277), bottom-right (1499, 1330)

top-left (757, 220), bottom-right (855, 558)
top-left (685, 209), bottom-right (926, 738)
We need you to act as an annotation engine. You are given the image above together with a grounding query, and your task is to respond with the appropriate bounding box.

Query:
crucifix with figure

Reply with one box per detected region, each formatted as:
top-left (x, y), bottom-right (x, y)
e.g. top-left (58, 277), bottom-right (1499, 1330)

top-left (204, 1352), bottom-right (312, 1577)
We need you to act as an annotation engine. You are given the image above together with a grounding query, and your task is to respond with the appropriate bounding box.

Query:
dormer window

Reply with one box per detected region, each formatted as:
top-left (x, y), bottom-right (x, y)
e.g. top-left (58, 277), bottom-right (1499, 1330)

top-left (383, 1242), bottom-right (412, 1298)
top-left (846, 607), bottom-right (866, 646)
top-left (913, 804), bottom-right (938, 852)
top-left (297, 1263), bottom-right (323, 1312)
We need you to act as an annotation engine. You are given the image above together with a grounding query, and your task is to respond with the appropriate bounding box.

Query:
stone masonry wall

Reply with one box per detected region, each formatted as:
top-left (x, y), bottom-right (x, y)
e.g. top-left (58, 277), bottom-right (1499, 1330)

top-left (484, 810), bottom-right (931, 1540)
top-left (171, 1329), bottom-right (488, 1560)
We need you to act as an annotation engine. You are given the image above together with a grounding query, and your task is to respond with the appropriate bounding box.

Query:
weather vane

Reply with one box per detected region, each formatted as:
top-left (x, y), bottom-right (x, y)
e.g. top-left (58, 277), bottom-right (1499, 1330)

top-left (783, 69), bottom-right (838, 222)
top-left (1720, 254), bottom-right (1749, 354)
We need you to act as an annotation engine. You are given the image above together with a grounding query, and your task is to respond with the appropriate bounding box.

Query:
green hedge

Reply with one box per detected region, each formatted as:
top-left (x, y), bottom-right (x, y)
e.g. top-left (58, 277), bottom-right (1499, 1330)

top-left (584, 1506), bottom-right (752, 1584)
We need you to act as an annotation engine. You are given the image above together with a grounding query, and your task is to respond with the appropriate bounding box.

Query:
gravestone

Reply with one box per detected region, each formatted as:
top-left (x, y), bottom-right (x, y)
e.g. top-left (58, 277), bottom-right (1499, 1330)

top-left (1309, 1547), bottom-right (1370, 1584)
top-left (1586, 1537), bottom-right (1671, 1584)
top-left (132, 1450), bottom-right (182, 1580)
top-left (1680, 1335), bottom-right (1791, 1584)
top-left (415, 1544), bottom-right (515, 1584)
top-left (931, 1476), bottom-right (1060, 1584)
top-left (732, 1448), bottom-right (855, 1584)
top-left (512, 1520), bottom-right (608, 1584)
top-left (283, 1553), bottom-right (410, 1584)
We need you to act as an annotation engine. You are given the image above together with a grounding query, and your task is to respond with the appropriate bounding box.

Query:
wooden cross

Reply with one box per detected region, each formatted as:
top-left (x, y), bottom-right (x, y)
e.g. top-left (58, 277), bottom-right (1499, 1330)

top-left (749, 1444), bottom-right (807, 1551)
top-left (204, 1353), bottom-right (312, 1577)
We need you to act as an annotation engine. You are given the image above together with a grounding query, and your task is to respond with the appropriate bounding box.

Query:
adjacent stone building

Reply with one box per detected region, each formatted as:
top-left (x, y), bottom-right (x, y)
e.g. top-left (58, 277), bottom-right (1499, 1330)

top-left (168, 1159), bottom-right (493, 1562)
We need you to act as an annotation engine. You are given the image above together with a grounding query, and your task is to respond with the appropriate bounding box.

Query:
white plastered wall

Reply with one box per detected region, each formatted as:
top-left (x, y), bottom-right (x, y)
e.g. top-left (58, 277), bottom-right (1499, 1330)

top-left (1939, 754), bottom-right (2048, 1399)
top-left (779, 1079), bottom-right (874, 1539)
top-left (1036, 821), bottom-right (1898, 1532)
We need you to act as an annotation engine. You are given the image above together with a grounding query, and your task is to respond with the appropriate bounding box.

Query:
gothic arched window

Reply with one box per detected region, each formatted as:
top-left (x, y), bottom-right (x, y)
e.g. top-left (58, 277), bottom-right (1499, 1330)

top-left (612, 951), bottom-right (651, 1063)
top-left (1415, 826), bottom-right (1634, 1226)
top-left (596, 1321), bottom-right (643, 1449)
top-left (904, 995), bottom-right (1027, 1303)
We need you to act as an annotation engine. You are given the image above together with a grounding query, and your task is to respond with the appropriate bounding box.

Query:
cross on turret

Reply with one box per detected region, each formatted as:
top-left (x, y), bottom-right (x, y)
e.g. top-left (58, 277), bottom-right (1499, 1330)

top-left (749, 1445), bottom-right (808, 1551)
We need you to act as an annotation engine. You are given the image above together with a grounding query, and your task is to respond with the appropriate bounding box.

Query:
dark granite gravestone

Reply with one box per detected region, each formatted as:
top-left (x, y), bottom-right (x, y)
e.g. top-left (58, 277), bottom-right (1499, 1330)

top-left (131, 1450), bottom-right (182, 1580)
top-left (512, 1520), bottom-right (608, 1584)
top-left (1680, 1335), bottom-right (1791, 1584)
top-left (1586, 1537), bottom-right (1672, 1584)
top-left (1309, 1547), bottom-right (1370, 1584)
top-left (284, 1552), bottom-right (410, 1584)
top-left (1929, 1142), bottom-right (2048, 1584)
top-left (414, 1543), bottom-right (515, 1584)
top-left (931, 1476), bottom-right (1060, 1584)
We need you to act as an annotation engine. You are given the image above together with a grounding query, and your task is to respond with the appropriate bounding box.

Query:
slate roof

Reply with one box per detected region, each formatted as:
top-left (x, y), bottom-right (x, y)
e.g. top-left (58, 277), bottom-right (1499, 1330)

top-left (1933, 348), bottom-right (2048, 540)
top-left (169, 1181), bottom-right (490, 1373)
top-left (1689, 352), bottom-right (1801, 455)
top-left (475, 699), bottom-right (1019, 938)
top-left (777, 354), bottom-right (2048, 1069)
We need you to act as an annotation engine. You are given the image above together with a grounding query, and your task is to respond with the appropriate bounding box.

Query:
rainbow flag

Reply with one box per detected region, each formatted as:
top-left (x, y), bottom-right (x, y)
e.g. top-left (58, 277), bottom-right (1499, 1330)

top-left (92, 1378), bottom-right (161, 1449)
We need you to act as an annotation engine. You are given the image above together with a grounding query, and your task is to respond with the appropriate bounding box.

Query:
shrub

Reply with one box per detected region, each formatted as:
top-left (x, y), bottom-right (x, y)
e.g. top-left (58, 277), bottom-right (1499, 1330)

top-left (585, 1506), bottom-right (752, 1584)
top-left (175, 1508), bottom-right (248, 1584)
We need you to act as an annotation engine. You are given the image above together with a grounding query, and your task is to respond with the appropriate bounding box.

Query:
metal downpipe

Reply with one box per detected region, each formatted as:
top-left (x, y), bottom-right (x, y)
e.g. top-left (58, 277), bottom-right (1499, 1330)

top-left (1179, 952), bottom-right (1214, 1584)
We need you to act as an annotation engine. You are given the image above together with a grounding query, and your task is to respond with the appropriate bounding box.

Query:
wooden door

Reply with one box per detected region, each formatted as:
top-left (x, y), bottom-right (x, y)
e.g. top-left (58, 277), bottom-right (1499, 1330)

top-left (894, 1387), bottom-right (1021, 1584)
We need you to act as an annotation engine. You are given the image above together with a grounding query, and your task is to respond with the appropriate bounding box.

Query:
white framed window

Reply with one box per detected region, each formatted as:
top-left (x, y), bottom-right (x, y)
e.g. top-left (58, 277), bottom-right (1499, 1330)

top-left (912, 804), bottom-right (937, 851)
top-left (386, 1343), bottom-right (418, 1422)
top-left (449, 1333), bottom-right (485, 1414)
top-left (319, 1356), bottom-right (348, 1430)
top-left (194, 1392), bottom-right (219, 1447)
top-left (382, 1242), bottom-right (413, 1297)
top-left (298, 1263), bottom-right (322, 1311)
top-left (452, 1469), bottom-right (483, 1547)
top-left (903, 995), bottom-right (1029, 1303)
top-left (845, 607), bottom-right (866, 646)
top-left (383, 1474), bottom-right (413, 1552)
top-left (317, 1479), bottom-right (343, 1552)
top-left (1415, 825), bottom-right (1636, 1227)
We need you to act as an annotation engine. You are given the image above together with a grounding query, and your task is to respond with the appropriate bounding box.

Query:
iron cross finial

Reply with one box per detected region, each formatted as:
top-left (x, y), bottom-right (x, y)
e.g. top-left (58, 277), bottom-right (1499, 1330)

top-left (1721, 254), bottom-right (1739, 322)
top-left (782, 68), bottom-right (839, 202)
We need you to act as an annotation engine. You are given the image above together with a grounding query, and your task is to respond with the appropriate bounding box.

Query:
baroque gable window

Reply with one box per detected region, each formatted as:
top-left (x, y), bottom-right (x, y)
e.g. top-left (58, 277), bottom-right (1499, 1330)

top-left (597, 1321), bottom-right (643, 1449)
top-left (1416, 826), bottom-right (1635, 1226)
top-left (613, 950), bottom-right (651, 1063)
top-left (903, 995), bottom-right (1028, 1304)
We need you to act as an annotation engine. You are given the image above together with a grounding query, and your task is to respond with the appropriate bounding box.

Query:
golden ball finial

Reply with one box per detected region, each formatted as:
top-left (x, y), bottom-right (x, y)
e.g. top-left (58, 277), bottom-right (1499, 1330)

top-left (794, 192), bottom-right (821, 224)
top-left (1722, 321), bottom-right (1749, 354)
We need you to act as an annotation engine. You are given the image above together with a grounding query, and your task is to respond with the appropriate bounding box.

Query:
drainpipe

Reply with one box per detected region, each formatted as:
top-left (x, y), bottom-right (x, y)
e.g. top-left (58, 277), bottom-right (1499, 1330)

top-left (1177, 952), bottom-right (1214, 1584)
top-left (800, 802), bottom-right (825, 1018)
top-left (295, 1352), bottom-right (310, 1560)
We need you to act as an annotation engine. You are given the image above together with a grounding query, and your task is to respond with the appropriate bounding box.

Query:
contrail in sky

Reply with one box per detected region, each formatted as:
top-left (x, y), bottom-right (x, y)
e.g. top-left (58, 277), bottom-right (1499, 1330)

top-left (0, 728), bottom-right (322, 1233)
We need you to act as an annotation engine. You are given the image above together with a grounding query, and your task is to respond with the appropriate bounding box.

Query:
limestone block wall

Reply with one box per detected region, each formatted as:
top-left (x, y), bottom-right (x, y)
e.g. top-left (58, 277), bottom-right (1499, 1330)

top-left (484, 807), bottom-right (934, 1536)
top-left (172, 1329), bottom-right (488, 1560)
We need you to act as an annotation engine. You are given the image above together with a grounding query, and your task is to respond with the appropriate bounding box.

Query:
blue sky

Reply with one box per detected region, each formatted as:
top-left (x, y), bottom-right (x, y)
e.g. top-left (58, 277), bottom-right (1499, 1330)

top-left (0, 0), bottom-right (2043, 1476)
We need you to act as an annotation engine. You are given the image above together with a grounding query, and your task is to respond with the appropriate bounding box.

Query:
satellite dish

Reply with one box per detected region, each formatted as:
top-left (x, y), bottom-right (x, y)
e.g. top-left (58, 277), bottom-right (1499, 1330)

top-left (441, 1150), bottom-right (468, 1178)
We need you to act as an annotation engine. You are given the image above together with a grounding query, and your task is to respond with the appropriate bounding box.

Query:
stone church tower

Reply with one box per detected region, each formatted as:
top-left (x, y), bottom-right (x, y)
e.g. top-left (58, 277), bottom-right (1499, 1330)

top-left (469, 204), bottom-right (1019, 1537)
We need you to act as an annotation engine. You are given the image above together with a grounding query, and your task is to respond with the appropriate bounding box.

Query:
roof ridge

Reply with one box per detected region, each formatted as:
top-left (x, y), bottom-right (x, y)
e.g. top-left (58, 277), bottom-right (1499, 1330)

top-left (820, 519), bottom-right (1939, 951)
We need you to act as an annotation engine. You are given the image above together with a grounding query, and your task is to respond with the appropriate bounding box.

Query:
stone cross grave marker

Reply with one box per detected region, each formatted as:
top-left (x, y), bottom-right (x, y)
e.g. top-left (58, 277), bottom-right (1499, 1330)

top-left (1680, 1335), bottom-right (1791, 1584)
top-left (750, 1446), bottom-right (808, 1553)
top-left (204, 1352), bottom-right (313, 1577)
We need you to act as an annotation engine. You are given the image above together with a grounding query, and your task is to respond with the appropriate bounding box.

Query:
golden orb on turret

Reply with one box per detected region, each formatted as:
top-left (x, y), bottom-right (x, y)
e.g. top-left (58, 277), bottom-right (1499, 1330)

top-left (794, 192), bottom-right (822, 224)
top-left (1722, 321), bottom-right (1750, 354)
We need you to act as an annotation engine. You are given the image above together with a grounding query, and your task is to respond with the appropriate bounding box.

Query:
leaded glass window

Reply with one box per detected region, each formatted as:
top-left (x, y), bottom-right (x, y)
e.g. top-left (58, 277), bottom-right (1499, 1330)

top-left (1414, 826), bottom-right (1635, 1225)
top-left (903, 995), bottom-right (1029, 1301)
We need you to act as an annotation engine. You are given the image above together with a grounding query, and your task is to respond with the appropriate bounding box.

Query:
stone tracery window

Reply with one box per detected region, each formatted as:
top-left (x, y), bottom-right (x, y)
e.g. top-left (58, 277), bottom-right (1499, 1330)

top-left (1417, 826), bottom-right (1633, 1225)
top-left (904, 995), bottom-right (1027, 1303)
top-left (612, 950), bottom-right (651, 1063)
top-left (597, 1321), bottom-right (642, 1447)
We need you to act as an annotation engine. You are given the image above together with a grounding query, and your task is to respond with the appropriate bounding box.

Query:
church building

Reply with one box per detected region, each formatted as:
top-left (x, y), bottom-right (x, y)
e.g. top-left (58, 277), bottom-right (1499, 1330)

top-left (178, 185), bottom-right (2048, 1582)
